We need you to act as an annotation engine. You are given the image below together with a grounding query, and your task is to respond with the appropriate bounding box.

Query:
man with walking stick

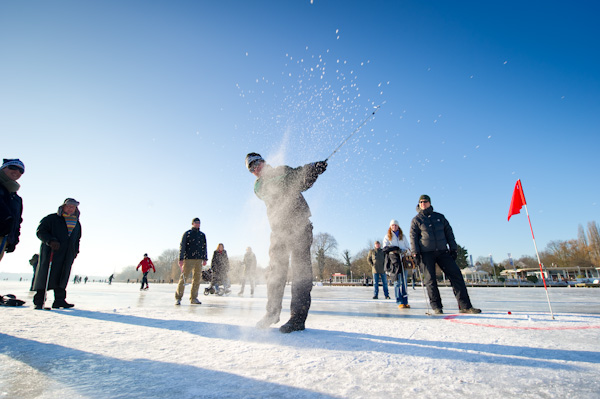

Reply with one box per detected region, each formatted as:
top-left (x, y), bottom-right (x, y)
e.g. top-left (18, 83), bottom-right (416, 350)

top-left (33, 198), bottom-right (82, 309)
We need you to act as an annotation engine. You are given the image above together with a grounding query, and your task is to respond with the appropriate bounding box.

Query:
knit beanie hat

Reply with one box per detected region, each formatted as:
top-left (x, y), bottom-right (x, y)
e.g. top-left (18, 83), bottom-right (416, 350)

top-left (1, 159), bottom-right (25, 173)
top-left (390, 219), bottom-right (399, 227)
top-left (419, 194), bottom-right (431, 203)
top-left (63, 198), bottom-right (80, 207)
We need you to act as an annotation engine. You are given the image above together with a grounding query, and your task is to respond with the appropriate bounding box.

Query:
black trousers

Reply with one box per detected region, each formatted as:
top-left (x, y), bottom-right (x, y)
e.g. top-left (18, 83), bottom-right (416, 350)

top-left (141, 272), bottom-right (149, 288)
top-left (421, 250), bottom-right (472, 310)
top-left (34, 287), bottom-right (67, 305)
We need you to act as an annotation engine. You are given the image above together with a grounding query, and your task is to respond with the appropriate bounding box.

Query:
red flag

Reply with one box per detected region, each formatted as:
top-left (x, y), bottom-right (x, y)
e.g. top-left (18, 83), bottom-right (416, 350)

top-left (508, 179), bottom-right (527, 221)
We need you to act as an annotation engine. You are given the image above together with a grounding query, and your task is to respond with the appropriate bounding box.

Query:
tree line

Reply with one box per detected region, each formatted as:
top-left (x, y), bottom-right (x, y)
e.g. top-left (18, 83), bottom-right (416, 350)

top-left (114, 221), bottom-right (600, 283)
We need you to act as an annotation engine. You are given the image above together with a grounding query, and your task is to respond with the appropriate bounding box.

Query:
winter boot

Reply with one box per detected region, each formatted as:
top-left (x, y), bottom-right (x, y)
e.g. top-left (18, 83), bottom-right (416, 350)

top-left (279, 316), bottom-right (306, 334)
top-left (459, 307), bottom-right (481, 314)
top-left (52, 300), bottom-right (75, 309)
top-left (190, 298), bottom-right (202, 305)
top-left (256, 313), bottom-right (280, 329)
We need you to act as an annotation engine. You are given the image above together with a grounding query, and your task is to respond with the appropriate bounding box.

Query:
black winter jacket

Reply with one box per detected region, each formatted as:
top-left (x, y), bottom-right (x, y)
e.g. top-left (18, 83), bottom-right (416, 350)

top-left (33, 208), bottom-right (81, 290)
top-left (0, 184), bottom-right (23, 252)
top-left (179, 228), bottom-right (207, 261)
top-left (410, 206), bottom-right (457, 254)
top-left (211, 250), bottom-right (229, 285)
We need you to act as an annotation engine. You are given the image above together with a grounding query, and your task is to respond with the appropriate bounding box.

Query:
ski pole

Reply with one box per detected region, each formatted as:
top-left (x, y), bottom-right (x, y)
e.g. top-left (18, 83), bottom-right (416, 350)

top-left (43, 251), bottom-right (54, 309)
top-left (399, 251), bottom-right (408, 301)
top-left (414, 256), bottom-right (432, 316)
top-left (325, 105), bottom-right (381, 162)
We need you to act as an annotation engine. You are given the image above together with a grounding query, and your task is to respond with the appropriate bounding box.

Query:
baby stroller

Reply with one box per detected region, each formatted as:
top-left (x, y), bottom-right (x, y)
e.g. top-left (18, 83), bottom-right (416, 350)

top-left (203, 270), bottom-right (231, 296)
top-left (203, 268), bottom-right (229, 296)
top-left (202, 268), bottom-right (217, 295)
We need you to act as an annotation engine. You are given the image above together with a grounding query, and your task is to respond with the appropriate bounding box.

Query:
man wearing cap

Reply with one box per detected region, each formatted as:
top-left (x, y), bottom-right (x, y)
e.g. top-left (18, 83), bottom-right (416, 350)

top-left (0, 159), bottom-right (25, 262)
top-left (368, 241), bottom-right (389, 300)
top-left (33, 198), bottom-right (82, 309)
top-left (245, 152), bottom-right (327, 333)
top-left (175, 218), bottom-right (207, 305)
top-left (409, 195), bottom-right (481, 315)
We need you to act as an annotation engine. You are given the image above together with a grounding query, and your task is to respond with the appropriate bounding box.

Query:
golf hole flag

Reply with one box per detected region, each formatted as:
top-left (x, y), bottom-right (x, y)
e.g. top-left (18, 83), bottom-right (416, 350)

top-left (508, 179), bottom-right (526, 221)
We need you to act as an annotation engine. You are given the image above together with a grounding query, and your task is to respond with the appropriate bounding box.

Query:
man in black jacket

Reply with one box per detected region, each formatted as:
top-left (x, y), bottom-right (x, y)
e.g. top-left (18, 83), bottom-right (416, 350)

top-left (410, 194), bottom-right (480, 315)
top-left (175, 218), bottom-right (207, 305)
top-left (246, 153), bottom-right (326, 333)
top-left (0, 159), bottom-right (24, 263)
top-left (33, 198), bottom-right (82, 309)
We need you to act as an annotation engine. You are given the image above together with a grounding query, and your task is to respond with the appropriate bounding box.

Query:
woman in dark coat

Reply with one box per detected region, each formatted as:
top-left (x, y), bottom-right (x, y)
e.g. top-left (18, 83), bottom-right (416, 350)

top-left (210, 243), bottom-right (230, 294)
top-left (33, 198), bottom-right (82, 309)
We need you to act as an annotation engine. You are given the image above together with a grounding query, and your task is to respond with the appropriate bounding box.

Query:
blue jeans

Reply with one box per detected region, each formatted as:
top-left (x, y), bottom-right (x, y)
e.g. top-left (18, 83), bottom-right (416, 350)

top-left (394, 269), bottom-right (408, 305)
top-left (373, 273), bottom-right (389, 298)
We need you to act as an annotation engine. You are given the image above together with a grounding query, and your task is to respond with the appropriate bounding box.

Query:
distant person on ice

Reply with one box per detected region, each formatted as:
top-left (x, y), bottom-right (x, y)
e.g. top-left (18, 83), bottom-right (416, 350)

top-left (210, 243), bottom-right (230, 295)
top-left (33, 198), bottom-right (82, 309)
top-left (238, 246), bottom-right (257, 296)
top-left (368, 240), bottom-right (389, 300)
top-left (0, 158), bottom-right (25, 264)
top-left (246, 152), bottom-right (327, 333)
top-left (410, 194), bottom-right (481, 315)
top-left (29, 253), bottom-right (39, 291)
top-left (175, 217), bottom-right (207, 305)
top-left (136, 253), bottom-right (155, 290)
top-left (383, 220), bottom-right (411, 309)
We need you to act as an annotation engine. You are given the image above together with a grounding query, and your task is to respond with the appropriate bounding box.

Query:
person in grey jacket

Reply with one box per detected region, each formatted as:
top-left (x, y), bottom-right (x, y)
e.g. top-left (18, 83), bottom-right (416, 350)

top-left (246, 152), bottom-right (327, 333)
top-left (238, 246), bottom-right (257, 296)
top-left (409, 194), bottom-right (480, 315)
top-left (367, 241), bottom-right (389, 299)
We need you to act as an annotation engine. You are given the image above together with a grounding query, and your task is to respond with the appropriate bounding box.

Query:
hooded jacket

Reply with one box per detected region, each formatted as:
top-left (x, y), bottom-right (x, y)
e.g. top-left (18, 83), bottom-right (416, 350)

top-left (409, 206), bottom-right (457, 254)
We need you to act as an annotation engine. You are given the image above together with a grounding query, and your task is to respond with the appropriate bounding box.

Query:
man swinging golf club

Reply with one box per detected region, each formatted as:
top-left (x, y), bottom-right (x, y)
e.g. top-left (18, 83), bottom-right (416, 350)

top-left (246, 153), bottom-right (327, 333)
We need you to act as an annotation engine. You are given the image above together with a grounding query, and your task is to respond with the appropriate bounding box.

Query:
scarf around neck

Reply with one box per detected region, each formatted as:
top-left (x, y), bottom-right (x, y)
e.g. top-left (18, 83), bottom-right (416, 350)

top-left (0, 171), bottom-right (20, 193)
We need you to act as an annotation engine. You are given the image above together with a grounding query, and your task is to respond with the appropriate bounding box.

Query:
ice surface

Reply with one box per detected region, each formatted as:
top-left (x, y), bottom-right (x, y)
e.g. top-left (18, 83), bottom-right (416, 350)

top-left (1, 281), bottom-right (600, 398)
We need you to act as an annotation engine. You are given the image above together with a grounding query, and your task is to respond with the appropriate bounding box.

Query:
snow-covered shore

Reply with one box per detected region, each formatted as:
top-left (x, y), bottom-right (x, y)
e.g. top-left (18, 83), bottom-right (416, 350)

top-left (1, 281), bottom-right (599, 398)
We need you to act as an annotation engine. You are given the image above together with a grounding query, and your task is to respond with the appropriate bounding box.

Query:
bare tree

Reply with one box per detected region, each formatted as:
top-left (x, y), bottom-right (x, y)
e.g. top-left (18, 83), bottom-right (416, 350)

top-left (342, 249), bottom-right (351, 277)
top-left (311, 232), bottom-right (338, 280)
top-left (587, 221), bottom-right (600, 265)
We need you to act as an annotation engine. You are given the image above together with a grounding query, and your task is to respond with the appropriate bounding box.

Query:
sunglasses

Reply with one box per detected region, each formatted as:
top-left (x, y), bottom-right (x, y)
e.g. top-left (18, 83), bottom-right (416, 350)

top-left (248, 161), bottom-right (260, 173)
top-left (419, 200), bottom-right (429, 203)
top-left (7, 165), bottom-right (24, 174)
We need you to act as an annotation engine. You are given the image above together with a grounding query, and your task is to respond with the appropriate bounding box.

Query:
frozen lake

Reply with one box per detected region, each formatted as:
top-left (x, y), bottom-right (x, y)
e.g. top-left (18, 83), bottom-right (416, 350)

top-left (1, 280), bottom-right (600, 398)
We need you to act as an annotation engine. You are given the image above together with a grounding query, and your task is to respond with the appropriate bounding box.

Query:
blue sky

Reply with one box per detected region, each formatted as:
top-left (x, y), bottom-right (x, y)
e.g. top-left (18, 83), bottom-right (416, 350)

top-left (1, 1), bottom-right (599, 276)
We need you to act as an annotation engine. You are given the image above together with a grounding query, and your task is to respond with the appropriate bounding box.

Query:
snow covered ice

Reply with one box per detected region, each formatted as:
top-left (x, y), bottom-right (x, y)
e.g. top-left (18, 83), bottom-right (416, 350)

top-left (1, 281), bottom-right (600, 399)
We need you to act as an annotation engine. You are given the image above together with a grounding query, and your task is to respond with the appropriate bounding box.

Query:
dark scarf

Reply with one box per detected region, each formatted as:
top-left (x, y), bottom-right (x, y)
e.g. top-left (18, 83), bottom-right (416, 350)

top-left (0, 172), bottom-right (19, 193)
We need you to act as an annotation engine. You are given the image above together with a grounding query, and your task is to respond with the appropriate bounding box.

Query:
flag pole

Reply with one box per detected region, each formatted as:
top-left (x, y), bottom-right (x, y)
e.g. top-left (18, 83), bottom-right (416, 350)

top-left (523, 204), bottom-right (555, 319)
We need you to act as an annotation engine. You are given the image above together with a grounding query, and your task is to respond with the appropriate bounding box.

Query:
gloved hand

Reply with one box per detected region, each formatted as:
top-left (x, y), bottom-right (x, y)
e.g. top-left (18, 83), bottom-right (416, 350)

top-left (413, 253), bottom-right (422, 266)
top-left (450, 250), bottom-right (458, 260)
top-left (49, 241), bottom-right (60, 251)
top-left (313, 161), bottom-right (327, 175)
